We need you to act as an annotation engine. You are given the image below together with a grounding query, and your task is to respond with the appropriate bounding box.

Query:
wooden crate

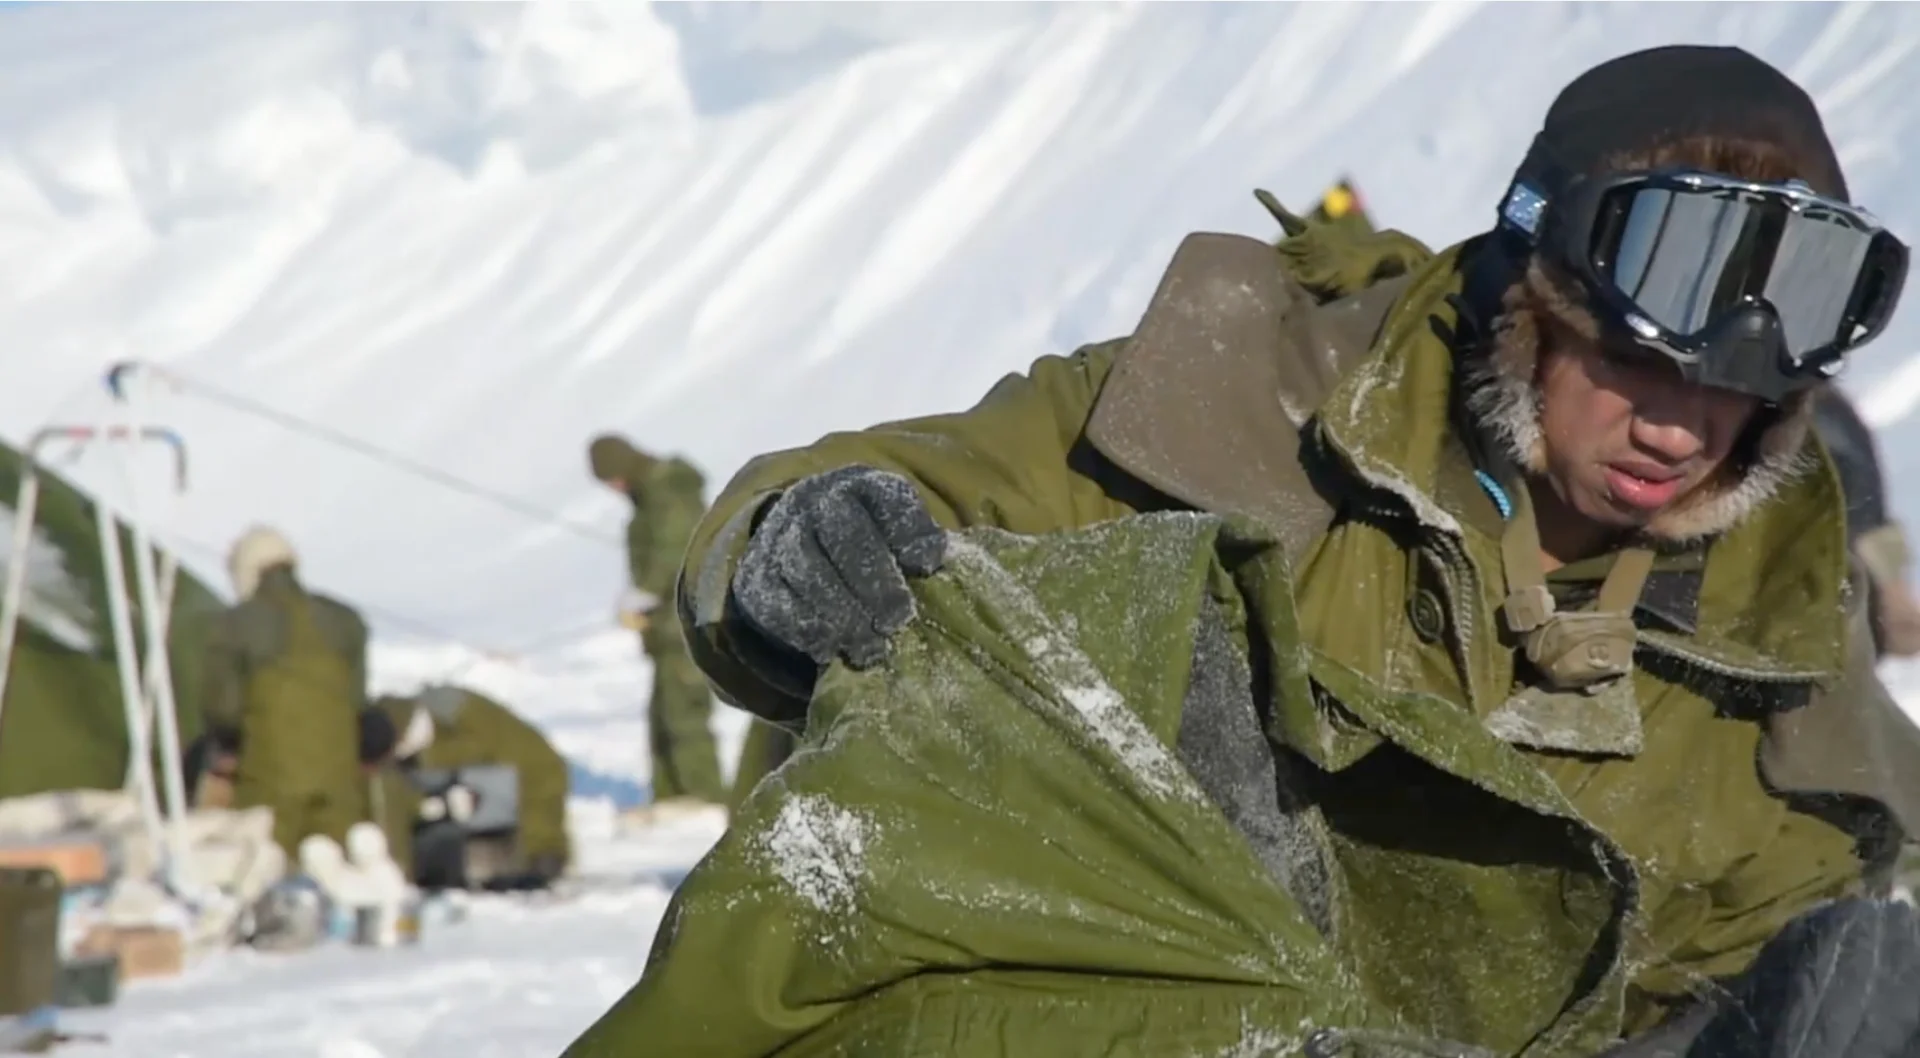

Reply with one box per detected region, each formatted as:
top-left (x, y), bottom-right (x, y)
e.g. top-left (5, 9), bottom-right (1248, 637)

top-left (76, 925), bottom-right (183, 981)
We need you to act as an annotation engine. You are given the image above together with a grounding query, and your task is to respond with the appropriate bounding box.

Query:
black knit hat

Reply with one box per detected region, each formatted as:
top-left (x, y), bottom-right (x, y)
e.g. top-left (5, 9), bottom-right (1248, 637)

top-left (1530, 45), bottom-right (1847, 200)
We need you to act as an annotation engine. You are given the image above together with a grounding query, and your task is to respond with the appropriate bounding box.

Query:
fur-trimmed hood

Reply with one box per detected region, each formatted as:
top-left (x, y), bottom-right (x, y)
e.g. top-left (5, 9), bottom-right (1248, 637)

top-left (228, 524), bottom-right (298, 601)
top-left (1459, 253), bottom-right (1819, 544)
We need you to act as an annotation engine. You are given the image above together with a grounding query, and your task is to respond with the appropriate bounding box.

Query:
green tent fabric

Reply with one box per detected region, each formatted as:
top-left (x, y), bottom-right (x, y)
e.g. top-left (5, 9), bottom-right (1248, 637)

top-left (0, 439), bottom-right (222, 799)
top-left (562, 513), bottom-right (1583, 1058)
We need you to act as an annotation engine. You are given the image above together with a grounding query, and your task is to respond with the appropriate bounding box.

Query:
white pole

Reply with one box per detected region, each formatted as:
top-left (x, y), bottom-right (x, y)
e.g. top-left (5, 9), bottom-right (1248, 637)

top-left (109, 376), bottom-right (195, 893)
top-left (97, 497), bottom-right (168, 867)
top-left (134, 551), bottom-right (181, 753)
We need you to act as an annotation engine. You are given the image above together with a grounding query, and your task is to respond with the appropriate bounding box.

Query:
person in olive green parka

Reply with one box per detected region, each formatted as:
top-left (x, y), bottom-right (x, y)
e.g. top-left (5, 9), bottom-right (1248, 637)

top-left (567, 47), bottom-right (1920, 1058)
top-left (587, 434), bottom-right (725, 809)
top-left (373, 684), bottom-right (573, 882)
top-left (200, 526), bottom-right (371, 861)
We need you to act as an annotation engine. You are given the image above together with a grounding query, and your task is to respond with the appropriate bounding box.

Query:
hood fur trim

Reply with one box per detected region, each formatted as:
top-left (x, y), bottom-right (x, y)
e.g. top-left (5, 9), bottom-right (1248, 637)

top-left (1460, 258), bottom-right (1816, 543)
top-left (227, 525), bottom-right (297, 601)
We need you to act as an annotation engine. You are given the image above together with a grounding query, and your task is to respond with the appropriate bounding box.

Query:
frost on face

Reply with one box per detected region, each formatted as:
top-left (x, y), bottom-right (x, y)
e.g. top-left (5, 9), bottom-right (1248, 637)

top-left (0, 504), bottom-right (100, 652)
top-left (760, 793), bottom-right (871, 917)
top-left (944, 533), bottom-right (1198, 803)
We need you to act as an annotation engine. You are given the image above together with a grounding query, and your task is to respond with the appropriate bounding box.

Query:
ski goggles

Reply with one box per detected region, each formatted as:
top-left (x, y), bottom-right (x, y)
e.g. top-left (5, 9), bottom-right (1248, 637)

top-left (1499, 168), bottom-right (1908, 402)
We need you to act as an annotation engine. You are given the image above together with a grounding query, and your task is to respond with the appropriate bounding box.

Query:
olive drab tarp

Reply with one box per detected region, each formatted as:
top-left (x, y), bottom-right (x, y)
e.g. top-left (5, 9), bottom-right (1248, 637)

top-left (0, 439), bottom-right (222, 800)
top-left (566, 517), bottom-right (1376, 1058)
top-left (572, 515), bottom-right (1683, 1058)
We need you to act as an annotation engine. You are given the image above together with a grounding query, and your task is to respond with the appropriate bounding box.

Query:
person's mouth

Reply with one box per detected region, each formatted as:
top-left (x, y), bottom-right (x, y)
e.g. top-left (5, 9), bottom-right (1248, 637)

top-left (1604, 461), bottom-right (1685, 512)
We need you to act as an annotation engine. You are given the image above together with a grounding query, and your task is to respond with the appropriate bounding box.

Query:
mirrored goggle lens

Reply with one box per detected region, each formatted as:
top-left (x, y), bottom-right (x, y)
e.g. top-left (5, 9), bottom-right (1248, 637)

top-left (1591, 184), bottom-right (1899, 359)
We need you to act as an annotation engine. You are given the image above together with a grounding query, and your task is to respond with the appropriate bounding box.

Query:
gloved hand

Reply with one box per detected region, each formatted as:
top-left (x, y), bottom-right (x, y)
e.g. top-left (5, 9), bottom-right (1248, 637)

top-left (731, 466), bottom-right (946, 670)
top-left (1606, 898), bottom-right (1920, 1058)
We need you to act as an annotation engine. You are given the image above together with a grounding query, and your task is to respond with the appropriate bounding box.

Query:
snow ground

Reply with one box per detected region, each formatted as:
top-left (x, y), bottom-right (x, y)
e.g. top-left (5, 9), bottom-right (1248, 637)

top-left (6, 2), bottom-right (1920, 1054)
top-left (52, 810), bottom-right (726, 1058)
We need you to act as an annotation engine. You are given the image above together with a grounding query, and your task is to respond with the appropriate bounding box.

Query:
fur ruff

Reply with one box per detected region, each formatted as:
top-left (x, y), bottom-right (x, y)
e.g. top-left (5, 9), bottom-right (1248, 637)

top-left (1460, 134), bottom-right (1827, 543)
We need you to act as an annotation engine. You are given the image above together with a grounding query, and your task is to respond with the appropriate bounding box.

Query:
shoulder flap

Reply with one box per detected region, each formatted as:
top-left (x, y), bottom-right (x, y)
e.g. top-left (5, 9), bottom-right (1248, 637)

top-left (1760, 561), bottom-right (1920, 840)
top-left (1085, 232), bottom-right (1405, 564)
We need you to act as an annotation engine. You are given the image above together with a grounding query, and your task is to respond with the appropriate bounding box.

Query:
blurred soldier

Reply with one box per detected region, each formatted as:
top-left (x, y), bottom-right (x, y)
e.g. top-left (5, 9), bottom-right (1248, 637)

top-left (587, 434), bottom-right (725, 816)
top-left (371, 684), bottom-right (572, 887)
top-left (199, 526), bottom-right (371, 860)
top-left (1810, 386), bottom-right (1920, 657)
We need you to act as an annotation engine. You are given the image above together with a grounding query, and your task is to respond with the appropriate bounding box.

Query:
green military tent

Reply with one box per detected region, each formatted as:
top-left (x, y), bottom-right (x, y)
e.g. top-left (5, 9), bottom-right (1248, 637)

top-left (0, 436), bottom-right (224, 800)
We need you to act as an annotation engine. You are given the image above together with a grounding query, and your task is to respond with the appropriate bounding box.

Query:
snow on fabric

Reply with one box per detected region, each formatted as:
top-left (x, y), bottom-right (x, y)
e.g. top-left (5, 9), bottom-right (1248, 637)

top-left (572, 517), bottom-right (1365, 1056)
top-left (945, 530), bottom-right (1202, 803)
top-left (759, 793), bottom-right (871, 916)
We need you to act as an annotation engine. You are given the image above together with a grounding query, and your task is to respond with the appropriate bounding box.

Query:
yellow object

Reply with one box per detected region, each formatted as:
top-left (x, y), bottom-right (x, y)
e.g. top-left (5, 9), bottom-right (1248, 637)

top-left (1321, 184), bottom-right (1355, 219)
top-left (619, 608), bottom-right (650, 633)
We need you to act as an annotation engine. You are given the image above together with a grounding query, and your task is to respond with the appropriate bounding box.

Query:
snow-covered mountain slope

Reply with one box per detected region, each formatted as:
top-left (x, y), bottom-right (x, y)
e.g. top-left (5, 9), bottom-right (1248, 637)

top-left (5, 2), bottom-right (1920, 746)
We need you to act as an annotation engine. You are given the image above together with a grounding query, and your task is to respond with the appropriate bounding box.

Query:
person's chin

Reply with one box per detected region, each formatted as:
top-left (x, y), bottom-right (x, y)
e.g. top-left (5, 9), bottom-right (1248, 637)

top-left (1578, 490), bottom-right (1654, 531)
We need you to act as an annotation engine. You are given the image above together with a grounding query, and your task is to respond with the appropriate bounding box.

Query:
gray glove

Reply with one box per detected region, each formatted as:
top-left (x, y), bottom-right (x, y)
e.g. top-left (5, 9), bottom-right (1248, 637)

top-left (1604, 898), bottom-right (1920, 1058)
top-left (731, 466), bottom-right (946, 671)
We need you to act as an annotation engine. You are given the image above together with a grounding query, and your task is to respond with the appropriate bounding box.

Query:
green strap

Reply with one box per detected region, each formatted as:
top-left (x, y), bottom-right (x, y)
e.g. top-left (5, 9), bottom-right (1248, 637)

top-left (1499, 481), bottom-right (1654, 690)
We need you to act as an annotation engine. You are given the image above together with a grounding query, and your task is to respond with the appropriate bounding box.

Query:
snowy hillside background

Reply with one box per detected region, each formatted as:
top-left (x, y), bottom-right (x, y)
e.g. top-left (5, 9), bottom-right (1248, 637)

top-left (5, 3), bottom-right (1920, 1054)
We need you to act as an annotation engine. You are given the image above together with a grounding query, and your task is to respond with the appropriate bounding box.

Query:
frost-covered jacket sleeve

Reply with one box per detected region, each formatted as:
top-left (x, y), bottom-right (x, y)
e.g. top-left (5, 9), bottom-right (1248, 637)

top-left (675, 341), bottom-right (1135, 725)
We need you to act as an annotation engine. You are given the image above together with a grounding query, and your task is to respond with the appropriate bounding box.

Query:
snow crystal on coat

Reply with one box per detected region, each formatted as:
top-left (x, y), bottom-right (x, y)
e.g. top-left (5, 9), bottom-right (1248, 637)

top-left (761, 793), bottom-right (870, 916)
top-left (1197, 1014), bottom-right (1320, 1058)
top-left (945, 533), bottom-right (1198, 803)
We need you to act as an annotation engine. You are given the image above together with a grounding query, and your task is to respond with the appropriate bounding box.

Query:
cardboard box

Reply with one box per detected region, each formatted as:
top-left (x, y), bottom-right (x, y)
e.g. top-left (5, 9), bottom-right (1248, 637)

top-left (76, 925), bottom-right (182, 981)
top-left (0, 836), bottom-right (110, 887)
